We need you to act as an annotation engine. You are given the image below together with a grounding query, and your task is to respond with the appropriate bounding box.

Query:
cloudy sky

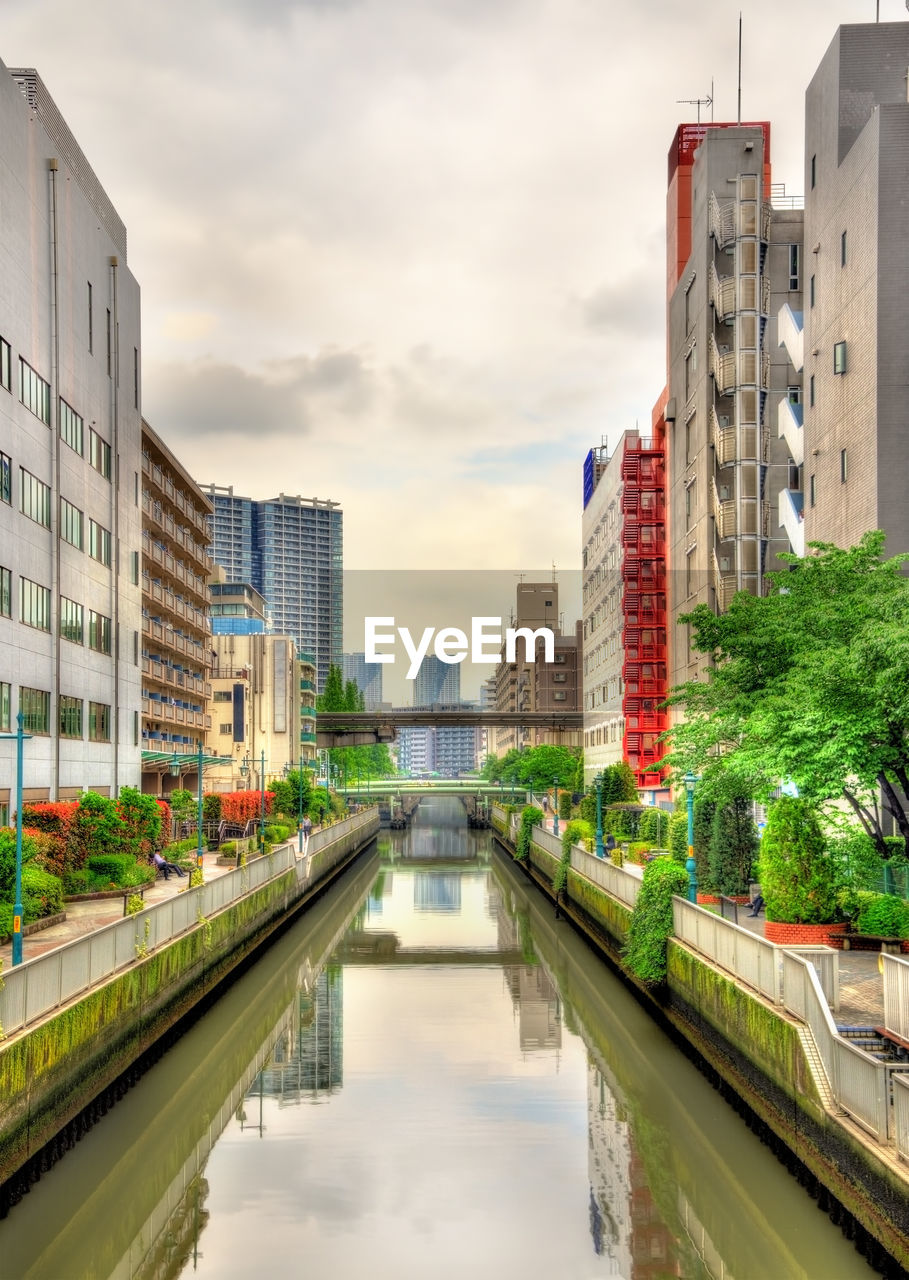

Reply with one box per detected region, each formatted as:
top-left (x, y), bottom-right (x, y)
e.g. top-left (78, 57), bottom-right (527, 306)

top-left (3, 0), bottom-right (895, 574)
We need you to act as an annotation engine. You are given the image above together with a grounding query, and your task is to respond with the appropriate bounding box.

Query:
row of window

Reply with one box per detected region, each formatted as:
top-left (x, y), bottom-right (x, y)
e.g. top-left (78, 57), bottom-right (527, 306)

top-left (0, 567), bottom-right (112, 651)
top-left (1, 459), bottom-right (113, 564)
top-left (0, 682), bottom-right (111, 739)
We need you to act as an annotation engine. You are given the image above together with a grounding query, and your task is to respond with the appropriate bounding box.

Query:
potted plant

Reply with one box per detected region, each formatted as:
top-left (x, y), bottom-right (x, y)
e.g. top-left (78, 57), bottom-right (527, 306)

top-left (758, 796), bottom-right (846, 945)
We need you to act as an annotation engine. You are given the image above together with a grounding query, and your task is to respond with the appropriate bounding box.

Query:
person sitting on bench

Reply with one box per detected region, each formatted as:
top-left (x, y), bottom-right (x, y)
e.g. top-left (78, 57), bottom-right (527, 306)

top-left (153, 850), bottom-right (186, 880)
top-left (747, 893), bottom-right (764, 917)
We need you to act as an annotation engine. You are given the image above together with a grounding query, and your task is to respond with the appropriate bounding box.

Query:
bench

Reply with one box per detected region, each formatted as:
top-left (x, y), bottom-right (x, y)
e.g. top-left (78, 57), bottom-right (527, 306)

top-left (841, 933), bottom-right (903, 953)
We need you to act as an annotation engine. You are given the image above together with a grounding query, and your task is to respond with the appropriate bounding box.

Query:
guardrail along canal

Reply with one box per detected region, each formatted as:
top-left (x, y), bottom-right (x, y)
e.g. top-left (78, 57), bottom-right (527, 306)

top-left (0, 799), bottom-right (883, 1278)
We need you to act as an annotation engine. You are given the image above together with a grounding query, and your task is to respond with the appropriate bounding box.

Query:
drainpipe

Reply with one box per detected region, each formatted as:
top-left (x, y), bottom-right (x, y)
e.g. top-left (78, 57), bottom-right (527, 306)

top-left (49, 159), bottom-right (61, 800)
top-left (109, 256), bottom-right (121, 794)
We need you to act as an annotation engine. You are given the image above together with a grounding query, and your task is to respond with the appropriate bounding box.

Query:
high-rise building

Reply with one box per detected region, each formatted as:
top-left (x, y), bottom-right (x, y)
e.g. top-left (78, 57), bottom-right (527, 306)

top-left (778, 22), bottom-right (909, 560)
top-left (412, 653), bottom-right (460, 706)
top-left (493, 582), bottom-right (581, 753)
top-left (204, 486), bottom-right (342, 691)
top-left (343, 651), bottom-right (383, 710)
top-left (0, 63), bottom-right (143, 812)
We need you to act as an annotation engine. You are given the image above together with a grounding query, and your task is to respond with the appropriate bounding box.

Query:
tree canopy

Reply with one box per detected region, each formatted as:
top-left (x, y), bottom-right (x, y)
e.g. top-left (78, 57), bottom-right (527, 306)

top-left (317, 663), bottom-right (395, 782)
top-left (662, 533), bottom-right (909, 854)
top-left (481, 744), bottom-right (580, 791)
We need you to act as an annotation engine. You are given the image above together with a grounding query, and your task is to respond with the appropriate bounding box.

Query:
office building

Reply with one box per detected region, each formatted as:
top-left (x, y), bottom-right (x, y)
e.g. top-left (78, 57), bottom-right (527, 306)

top-left (210, 574), bottom-right (267, 636)
top-left (343, 651), bottom-right (383, 709)
top-left (0, 63), bottom-right (143, 813)
top-left (204, 485), bottom-right (342, 691)
top-left (140, 421), bottom-right (214, 796)
top-left (412, 653), bottom-right (460, 706)
top-left (778, 22), bottom-right (909, 560)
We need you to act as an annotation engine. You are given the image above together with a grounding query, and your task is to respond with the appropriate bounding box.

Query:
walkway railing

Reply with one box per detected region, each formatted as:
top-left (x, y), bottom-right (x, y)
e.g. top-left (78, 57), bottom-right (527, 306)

top-left (883, 953), bottom-right (909, 1041)
top-left (0, 808), bottom-right (379, 1039)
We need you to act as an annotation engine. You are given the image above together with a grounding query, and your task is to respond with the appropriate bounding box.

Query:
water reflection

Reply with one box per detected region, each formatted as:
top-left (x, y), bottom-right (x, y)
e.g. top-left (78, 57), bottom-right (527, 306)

top-left (0, 802), bottom-right (881, 1279)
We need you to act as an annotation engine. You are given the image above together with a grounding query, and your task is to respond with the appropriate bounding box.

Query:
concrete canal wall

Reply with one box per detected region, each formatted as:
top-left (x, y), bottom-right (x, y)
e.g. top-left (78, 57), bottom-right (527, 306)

top-left (491, 809), bottom-right (909, 1272)
top-left (0, 810), bottom-right (379, 1204)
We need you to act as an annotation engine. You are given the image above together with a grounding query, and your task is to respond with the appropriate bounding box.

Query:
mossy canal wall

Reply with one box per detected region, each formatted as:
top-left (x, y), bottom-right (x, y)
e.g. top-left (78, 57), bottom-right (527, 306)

top-left (0, 814), bottom-right (379, 1204)
top-left (494, 822), bottom-right (909, 1272)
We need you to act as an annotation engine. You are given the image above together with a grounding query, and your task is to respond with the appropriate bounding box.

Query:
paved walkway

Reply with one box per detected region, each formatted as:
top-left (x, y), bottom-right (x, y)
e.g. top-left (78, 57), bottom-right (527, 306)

top-left (0, 850), bottom-right (239, 968)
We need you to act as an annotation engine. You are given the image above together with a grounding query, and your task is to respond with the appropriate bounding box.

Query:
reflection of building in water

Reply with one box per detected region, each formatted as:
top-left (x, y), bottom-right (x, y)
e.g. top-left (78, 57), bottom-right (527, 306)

top-left (503, 965), bottom-right (561, 1051)
top-left (414, 873), bottom-right (462, 912)
top-left (366, 869), bottom-right (393, 917)
top-left (405, 821), bottom-right (471, 861)
top-left (629, 1144), bottom-right (681, 1277)
top-left (253, 967), bottom-right (343, 1104)
top-left (587, 1062), bottom-right (633, 1276)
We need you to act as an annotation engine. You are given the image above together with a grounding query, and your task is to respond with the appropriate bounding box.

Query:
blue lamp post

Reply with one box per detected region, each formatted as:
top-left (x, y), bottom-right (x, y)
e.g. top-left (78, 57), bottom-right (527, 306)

top-left (259, 750), bottom-right (266, 849)
top-left (595, 772), bottom-right (604, 859)
top-left (552, 777), bottom-right (560, 839)
top-left (684, 772), bottom-right (700, 902)
top-left (297, 752), bottom-right (305, 853)
top-left (0, 712), bottom-right (32, 965)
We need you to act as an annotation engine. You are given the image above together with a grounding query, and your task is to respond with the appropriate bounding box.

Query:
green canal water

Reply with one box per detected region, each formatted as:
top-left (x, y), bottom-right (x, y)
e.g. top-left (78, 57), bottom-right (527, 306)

top-left (0, 798), bottom-right (885, 1278)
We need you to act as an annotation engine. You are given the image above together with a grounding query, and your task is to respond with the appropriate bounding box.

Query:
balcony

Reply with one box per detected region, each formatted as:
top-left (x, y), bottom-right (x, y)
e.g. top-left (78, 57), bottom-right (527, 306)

top-left (709, 335), bottom-right (736, 395)
top-left (779, 487), bottom-right (805, 557)
top-left (709, 192), bottom-right (735, 248)
top-left (778, 303), bottom-right (804, 373)
top-left (778, 395), bottom-right (804, 466)
top-left (709, 263), bottom-right (737, 321)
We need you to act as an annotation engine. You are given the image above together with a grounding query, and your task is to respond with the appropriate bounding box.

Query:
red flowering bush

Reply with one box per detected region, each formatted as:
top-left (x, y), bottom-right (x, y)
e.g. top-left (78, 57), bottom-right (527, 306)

top-left (220, 791), bottom-right (275, 825)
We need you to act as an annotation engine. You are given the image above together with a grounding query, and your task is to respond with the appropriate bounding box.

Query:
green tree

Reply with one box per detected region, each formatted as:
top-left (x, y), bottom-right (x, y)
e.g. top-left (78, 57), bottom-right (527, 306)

top-left (624, 858), bottom-right (689, 984)
top-left (118, 787), bottom-right (164, 859)
top-left (67, 792), bottom-right (126, 870)
top-left (663, 533), bottom-right (909, 855)
top-left (707, 785), bottom-right (758, 896)
top-left (758, 796), bottom-right (840, 924)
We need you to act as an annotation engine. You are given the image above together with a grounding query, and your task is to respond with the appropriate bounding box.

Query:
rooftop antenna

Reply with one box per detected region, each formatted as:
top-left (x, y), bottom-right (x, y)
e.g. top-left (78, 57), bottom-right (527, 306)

top-left (737, 13), bottom-right (743, 124)
top-left (676, 88), bottom-right (713, 123)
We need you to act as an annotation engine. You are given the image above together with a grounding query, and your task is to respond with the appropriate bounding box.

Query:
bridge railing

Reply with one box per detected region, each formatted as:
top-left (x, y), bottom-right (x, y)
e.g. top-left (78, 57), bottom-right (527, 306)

top-left (0, 809), bottom-right (380, 1039)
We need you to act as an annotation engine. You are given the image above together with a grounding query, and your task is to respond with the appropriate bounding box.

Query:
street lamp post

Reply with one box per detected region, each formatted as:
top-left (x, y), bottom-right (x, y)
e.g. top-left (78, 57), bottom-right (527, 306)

top-left (297, 752), bottom-right (305, 853)
top-left (259, 750), bottom-right (266, 850)
top-left (0, 712), bottom-right (32, 966)
top-left (595, 772), bottom-right (605, 859)
top-left (553, 777), bottom-right (560, 839)
top-left (684, 772), bottom-right (700, 903)
top-left (196, 742), bottom-right (205, 876)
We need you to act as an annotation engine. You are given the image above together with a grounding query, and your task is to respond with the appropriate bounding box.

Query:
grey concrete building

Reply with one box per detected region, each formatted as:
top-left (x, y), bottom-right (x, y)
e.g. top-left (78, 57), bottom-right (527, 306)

top-left (663, 122), bottom-right (801, 692)
top-left (789, 22), bottom-right (909, 557)
top-left (343, 651), bottom-right (383, 710)
top-left (0, 63), bottom-right (143, 813)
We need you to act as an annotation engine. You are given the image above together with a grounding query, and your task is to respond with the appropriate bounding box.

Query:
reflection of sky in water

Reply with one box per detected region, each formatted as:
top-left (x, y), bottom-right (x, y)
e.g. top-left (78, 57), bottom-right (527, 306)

top-left (364, 869), bottom-right (498, 949)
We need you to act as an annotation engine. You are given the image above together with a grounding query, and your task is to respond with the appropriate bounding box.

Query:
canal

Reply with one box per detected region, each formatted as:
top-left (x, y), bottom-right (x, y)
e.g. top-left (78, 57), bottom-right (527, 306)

top-left (0, 798), bottom-right (884, 1278)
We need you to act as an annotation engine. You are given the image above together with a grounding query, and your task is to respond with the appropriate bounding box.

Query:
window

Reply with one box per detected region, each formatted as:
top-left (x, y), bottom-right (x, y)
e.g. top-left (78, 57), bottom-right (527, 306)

top-left (0, 682), bottom-right (9, 732)
top-left (841, 230), bottom-right (847, 267)
top-left (685, 480), bottom-right (696, 530)
top-left (0, 451), bottom-right (9, 504)
top-left (213, 690), bottom-right (232, 702)
top-left (809, 375), bottom-right (815, 408)
top-left (833, 341), bottom-right (847, 374)
top-left (19, 359), bottom-right (51, 424)
top-left (20, 578), bottom-right (51, 631)
top-left (130, 550), bottom-right (139, 585)
top-left (809, 274), bottom-right (815, 309)
top-left (134, 347), bottom-right (139, 409)
top-left (87, 282), bottom-right (93, 353)
top-left (89, 429), bottom-right (111, 479)
top-left (20, 468), bottom-right (51, 527)
top-left (788, 244), bottom-right (800, 290)
top-left (133, 710), bottom-right (139, 747)
top-left (59, 400), bottom-right (84, 454)
top-left (841, 449), bottom-right (848, 484)
top-left (810, 154), bottom-right (816, 188)
top-left (810, 473), bottom-right (816, 508)
top-left (220, 723), bottom-right (232, 734)
top-left (89, 701), bottom-right (111, 742)
top-left (88, 609), bottom-right (112, 654)
top-left (20, 687), bottom-right (50, 735)
top-left (552, 691), bottom-right (567, 702)
top-left (60, 596), bottom-right (84, 644)
top-left (0, 336), bottom-right (10, 391)
top-left (89, 519), bottom-right (112, 566)
top-left (0, 566), bottom-right (10, 617)
top-left (684, 277), bottom-right (695, 333)
top-left (59, 695), bottom-right (83, 738)
top-left (788, 385), bottom-right (802, 405)
top-left (60, 497), bottom-right (84, 549)
top-left (685, 346), bottom-right (697, 399)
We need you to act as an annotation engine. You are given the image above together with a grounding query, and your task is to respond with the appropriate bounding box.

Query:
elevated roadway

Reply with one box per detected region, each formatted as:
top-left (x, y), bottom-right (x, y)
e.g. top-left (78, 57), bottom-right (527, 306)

top-left (316, 708), bottom-right (582, 747)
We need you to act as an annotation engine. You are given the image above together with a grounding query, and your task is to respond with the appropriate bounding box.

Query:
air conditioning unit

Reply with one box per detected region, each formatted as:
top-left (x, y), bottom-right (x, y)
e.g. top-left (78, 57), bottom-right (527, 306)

top-left (719, 556), bottom-right (732, 572)
top-left (718, 415), bottom-right (730, 428)
top-left (719, 484), bottom-right (731, 501)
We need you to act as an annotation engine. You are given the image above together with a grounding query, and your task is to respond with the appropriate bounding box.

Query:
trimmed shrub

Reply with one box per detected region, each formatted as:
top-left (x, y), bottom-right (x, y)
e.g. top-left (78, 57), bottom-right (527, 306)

top-left (558, 789), bottom-right (572, 822)
top-left (220, 841), bottom-right (237, 855)
top-left (23, 864), bottom-right (64, 918)
top-left (692, 797), bottom-right (716, 893)
top-left (707, 789), bottom-right (758, 896)
top-left (856, 893), bottom-right (909, 939)
top-left (668, 811), bottom-right (689, 864)
top-left (87, 854), bottom-right (139, 885)
top-left (639, 807), bottom-right (669, 847)
top-left (884, 836), bottom-right (907, 859)
top-left (624, 858), bottom-right (688, 984)
top-left (758, 796), bottom-right (841, 924)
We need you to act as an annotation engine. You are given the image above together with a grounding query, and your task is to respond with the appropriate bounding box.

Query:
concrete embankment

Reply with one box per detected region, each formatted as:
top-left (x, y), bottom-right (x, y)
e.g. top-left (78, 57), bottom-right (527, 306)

top-left (491, 816), bottom-right (909, 1273)
top-left (0, 811), bottom-right (379, 1209)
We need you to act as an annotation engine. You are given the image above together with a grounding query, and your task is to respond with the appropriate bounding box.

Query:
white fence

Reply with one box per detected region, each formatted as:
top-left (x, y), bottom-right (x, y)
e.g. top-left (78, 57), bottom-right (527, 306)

top-left (883, 953), bottom-right (909, 1042)
top-left (571, 845), bottom-right (641, 909)
top-left (0, 809), bottom-right (379, 1039)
